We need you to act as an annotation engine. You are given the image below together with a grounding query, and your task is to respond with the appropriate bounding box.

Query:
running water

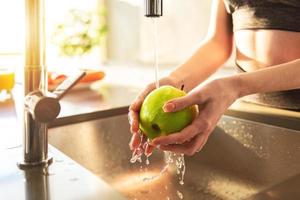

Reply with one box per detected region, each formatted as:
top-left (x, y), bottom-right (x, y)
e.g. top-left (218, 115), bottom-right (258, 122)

top-left (142, 152), bottom-right (174, 182)
top-left (176, 190), bottom-right (184, 199)
top-left (175, 154), bottom-right (186, 199)
top-left (176, 154), bottom-right (186, 185)
top-left (153, 18), bottom-right (159, 89)
top-left (129, 17), bottom-right (187, 200)
top-left (145, 156), bottom-right (150, 165)
top-left (130, 134), bottom-right (145, 164)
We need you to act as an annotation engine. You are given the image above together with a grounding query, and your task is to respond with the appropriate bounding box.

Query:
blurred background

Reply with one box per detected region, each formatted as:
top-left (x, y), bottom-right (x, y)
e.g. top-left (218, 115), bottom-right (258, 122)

top-left (0, 0), bottom-right (219, 67)
top-left (0, 0), bottom-right (234, 101)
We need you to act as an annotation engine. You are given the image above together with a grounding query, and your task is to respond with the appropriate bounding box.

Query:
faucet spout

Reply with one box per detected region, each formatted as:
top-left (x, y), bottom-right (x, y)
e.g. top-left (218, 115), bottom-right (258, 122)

top-left (145, 0), bottom-right (163, 17)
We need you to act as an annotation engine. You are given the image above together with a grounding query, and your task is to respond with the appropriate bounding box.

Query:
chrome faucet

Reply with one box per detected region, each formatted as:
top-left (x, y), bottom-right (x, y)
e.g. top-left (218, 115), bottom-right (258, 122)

top-left (145, 0), bottom-right (163, 17)
top-left (18, 0), bottom-right (85, 169)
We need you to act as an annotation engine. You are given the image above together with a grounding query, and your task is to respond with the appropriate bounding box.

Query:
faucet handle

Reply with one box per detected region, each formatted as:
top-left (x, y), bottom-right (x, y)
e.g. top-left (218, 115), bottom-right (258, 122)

top-left (25, 91), bottom-right (61, 123)
top-left (25, 71), bottom-right (86, 123)
top-left (51, 71), bottom-right (86, 100)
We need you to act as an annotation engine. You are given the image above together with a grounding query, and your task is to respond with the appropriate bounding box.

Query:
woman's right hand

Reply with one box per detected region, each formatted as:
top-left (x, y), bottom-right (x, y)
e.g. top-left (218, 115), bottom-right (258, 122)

top-left (128, 76), bottom-right (182, 157)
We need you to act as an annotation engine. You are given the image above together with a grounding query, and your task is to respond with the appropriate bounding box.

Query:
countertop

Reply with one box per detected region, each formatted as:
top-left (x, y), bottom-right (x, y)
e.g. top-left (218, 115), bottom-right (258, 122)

top-left (0, 90), bottom-right (128, 199)
top-left (0, 146), bottom-right (126, 200)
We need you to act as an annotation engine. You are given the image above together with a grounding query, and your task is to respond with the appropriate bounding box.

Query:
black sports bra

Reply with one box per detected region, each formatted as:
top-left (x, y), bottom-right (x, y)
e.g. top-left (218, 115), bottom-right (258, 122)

top-left (223, 0), bottom-right (300, 32)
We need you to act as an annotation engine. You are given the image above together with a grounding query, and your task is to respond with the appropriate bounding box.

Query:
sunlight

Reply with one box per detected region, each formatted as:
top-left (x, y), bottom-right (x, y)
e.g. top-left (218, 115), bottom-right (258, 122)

top-left (0, 0), bottom-right (102, 71)
top-left (0, 1), bottom-right (25, 53)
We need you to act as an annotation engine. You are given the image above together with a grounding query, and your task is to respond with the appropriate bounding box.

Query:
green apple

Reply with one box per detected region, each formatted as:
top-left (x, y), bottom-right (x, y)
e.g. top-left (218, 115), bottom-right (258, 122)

top-left (139, 85), bottom-right (197, 140)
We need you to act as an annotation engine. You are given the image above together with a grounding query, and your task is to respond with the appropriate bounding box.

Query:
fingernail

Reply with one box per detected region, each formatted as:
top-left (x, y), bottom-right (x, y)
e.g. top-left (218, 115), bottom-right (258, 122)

top-left (145, 143), bottom-right (155, 156)
top-left (129, 138), bottom-right (135, 150)
top-left (143, 142), bottom-right (147, 150)
top-left (129, 133), bottom-right (138, 150)
top-left (128, 117), bottom-right (133, 125)
top-left (132, 121), bottom-right (138, 132)
top-left (163, 103), bottom-right (175, 112)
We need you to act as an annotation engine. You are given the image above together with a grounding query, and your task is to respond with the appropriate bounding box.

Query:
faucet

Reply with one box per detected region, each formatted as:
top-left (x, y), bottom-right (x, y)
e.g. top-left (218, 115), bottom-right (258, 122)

top-left (17, 0), bottom-right (161, 169)
top-left (18, 0), bottom-right (85, 169)
top-left (144, 0), bottom-right (163, 17)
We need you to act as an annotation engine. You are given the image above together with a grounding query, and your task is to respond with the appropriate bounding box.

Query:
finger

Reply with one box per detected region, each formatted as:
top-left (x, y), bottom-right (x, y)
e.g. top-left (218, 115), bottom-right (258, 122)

top-left (129, 132), bottom-right (141, 150)
top-left (140, 134), bottom-right (148, 147)
top-left (151, 113), bottom-right (210, 146)
top-left (129, 84), bottom-right (155, 112)
top-left (159, 133), bottom-right (208, 156)
top-left (196, 135), bottom-right (209, 153)
top-left (163, 92), bottom-right (204, 113)
top-left (128, 110), bottom-right (139, 133)
top-left (145, 143), bottom-right (155, 156)
top-left (151, 124), bottom-right (198, 146)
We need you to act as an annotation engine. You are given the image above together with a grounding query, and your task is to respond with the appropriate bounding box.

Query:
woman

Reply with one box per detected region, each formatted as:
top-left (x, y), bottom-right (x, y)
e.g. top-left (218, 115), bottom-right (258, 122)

top-left (128, 0), bottom-right (300, 156)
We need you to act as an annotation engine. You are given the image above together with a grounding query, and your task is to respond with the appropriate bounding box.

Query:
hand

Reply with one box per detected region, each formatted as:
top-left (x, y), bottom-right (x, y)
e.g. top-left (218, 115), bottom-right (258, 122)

top-left (151, 78), bottom-right (240, 156)
top-left (128, 76), bottom-right (182, 156)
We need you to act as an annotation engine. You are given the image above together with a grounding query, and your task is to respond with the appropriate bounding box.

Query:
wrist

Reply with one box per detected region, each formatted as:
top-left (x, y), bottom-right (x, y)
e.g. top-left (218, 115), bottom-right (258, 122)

top-left (217, 76), bottom-right (246, 100)
top-left (224, 75), bottom-right (250, 98)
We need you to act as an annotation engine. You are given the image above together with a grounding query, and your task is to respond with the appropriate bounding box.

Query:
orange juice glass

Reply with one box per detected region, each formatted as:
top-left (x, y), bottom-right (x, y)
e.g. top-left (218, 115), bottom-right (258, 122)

top-left (0, 67), bottom-right (15, 93)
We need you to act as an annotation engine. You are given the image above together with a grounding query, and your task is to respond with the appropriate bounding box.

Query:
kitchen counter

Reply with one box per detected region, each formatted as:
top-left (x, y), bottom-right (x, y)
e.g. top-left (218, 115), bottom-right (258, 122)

top-left (0, 146), bottom-right (126, 200)
top-left (0, 94), bottom-right (127, 199)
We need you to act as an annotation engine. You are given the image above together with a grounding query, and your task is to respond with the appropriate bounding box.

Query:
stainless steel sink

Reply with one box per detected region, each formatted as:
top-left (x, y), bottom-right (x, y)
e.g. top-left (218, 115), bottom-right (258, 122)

top-left (49, 113), bottom-right (300, 200)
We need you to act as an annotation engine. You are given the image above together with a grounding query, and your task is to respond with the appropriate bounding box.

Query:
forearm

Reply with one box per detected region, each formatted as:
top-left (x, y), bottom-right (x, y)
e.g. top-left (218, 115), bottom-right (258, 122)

top-left (230, 59), bottom-right (300, 98)
top-left (169, 38), bottom-right (232, 92)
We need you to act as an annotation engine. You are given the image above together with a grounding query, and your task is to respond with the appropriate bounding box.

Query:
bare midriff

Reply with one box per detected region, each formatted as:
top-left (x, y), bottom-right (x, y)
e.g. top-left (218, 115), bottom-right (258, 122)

top-left (234, 29), bottom-right (300, 71)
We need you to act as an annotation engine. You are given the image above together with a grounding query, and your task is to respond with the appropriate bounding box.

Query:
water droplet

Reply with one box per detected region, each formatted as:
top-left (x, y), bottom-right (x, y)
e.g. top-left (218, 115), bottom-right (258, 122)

top-left (177, 190), bottom-right (184, 199)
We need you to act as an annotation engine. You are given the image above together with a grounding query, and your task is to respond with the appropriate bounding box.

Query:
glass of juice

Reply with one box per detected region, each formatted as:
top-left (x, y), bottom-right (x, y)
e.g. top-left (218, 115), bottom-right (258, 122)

top-left (0, 66), bottom-right (15, 101)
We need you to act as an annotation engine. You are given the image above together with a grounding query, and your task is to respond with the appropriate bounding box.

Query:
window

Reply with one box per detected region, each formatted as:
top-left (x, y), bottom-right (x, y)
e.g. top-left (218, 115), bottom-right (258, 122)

top-left (0, 0), bottom-right (106, 73)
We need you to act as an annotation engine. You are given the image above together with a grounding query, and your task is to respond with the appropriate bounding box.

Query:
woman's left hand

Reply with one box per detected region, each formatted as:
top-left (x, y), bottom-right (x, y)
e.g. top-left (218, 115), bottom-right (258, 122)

top-left (151, 78), bottom-right (240, 156)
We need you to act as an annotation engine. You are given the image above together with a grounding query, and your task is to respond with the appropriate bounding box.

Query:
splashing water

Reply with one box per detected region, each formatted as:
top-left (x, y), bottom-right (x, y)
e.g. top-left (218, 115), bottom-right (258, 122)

top-left (153, 18), bottom-right (159, 89)
top-left (145, 156), bottom-right (150, 165)
top-left (177, 190), bottom-right (184, 199)
top-left (176, 154), bottom-right (186, 185)
top-left (130, 134), bottom-right (145, 164)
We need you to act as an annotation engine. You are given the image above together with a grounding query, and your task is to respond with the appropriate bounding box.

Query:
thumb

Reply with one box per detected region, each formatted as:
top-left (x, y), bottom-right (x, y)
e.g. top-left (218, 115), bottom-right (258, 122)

top-left (163, 93), bottom-right (200, 112)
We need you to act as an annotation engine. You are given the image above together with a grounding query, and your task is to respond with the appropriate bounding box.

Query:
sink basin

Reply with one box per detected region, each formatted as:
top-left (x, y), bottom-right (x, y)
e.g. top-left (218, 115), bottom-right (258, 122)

top-left (49, 114), bottom-right (300, 200)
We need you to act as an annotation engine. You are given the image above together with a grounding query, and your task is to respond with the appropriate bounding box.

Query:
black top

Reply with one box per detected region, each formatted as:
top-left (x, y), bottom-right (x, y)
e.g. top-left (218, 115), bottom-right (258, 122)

top-left (223, 0), bottom-right (300, 32)
top-left (223, 1), bottom-right (300, 110)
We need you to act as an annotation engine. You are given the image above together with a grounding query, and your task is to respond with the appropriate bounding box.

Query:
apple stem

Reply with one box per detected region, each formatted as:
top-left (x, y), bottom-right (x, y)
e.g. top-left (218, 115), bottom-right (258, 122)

top-left (180, 84), bottom-right (185, 91)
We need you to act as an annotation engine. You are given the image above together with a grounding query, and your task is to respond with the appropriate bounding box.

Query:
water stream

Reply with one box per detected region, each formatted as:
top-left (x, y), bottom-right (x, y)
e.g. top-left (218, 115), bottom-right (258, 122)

top-left (153, 18), bottom-right (159, 89)
top-left (129, 17), bottom-right (186, 199)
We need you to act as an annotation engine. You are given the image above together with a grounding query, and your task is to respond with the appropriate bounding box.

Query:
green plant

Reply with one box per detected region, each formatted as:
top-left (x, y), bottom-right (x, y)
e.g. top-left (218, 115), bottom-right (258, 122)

top-left (52, 8), bottom-right (107, 57)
